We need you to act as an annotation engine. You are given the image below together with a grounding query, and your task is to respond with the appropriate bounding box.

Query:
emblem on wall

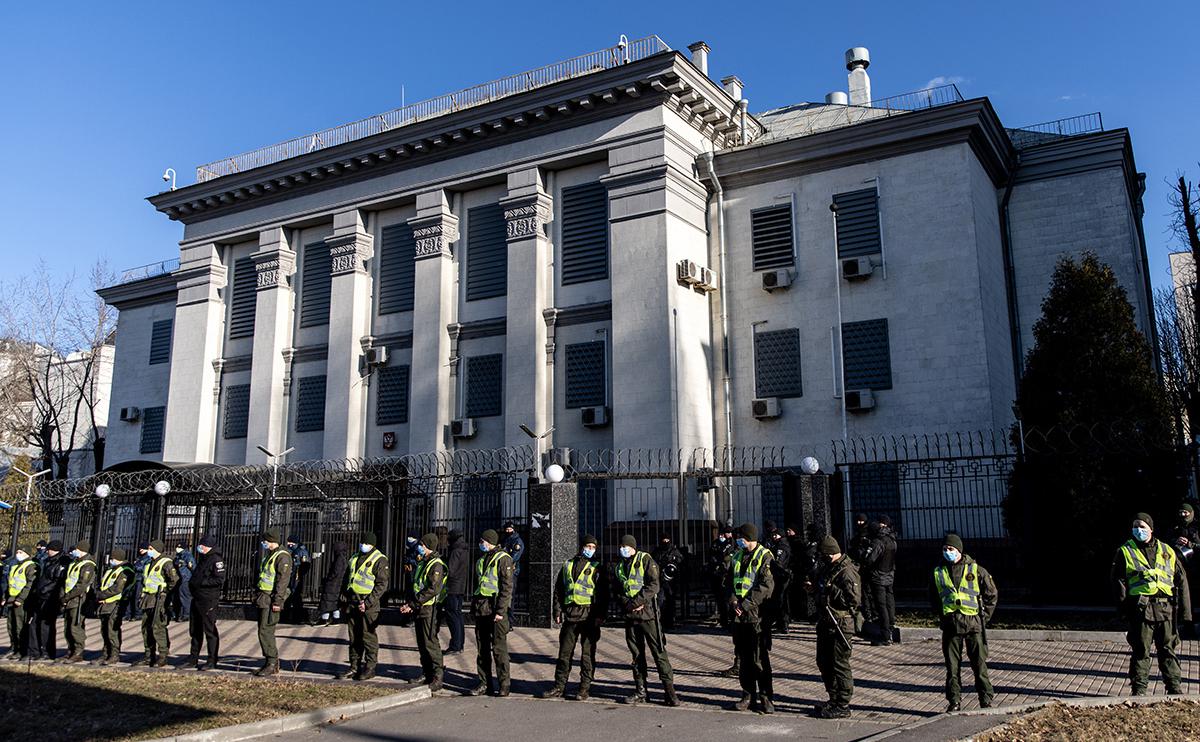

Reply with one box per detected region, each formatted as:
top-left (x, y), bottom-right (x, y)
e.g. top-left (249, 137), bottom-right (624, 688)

top-left (382, 432), bottom-right (397, 450)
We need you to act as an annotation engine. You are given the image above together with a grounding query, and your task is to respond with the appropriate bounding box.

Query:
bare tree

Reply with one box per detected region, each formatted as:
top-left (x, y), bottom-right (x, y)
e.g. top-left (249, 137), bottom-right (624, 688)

top-left (1160, 169), bottom-right (1200, 441)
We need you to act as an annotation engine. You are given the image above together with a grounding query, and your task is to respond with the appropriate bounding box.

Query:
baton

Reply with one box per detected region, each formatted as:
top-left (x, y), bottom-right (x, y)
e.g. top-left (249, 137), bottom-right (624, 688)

top-left (825, 605), bottom-right (852, 650)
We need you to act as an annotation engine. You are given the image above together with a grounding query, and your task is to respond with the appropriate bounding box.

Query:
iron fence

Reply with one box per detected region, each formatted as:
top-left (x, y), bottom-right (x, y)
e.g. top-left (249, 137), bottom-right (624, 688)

top-left (1007, 112), bottom-right (1104, 149)
top-left (765, 84), bottom-right (965, 140)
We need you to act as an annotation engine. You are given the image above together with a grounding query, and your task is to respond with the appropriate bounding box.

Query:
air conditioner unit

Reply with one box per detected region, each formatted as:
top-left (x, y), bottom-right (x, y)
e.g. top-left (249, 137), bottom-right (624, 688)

top-left (841, 256), bottom-right (875, 281)
top-left (696, 267), bottom-right (717, 292)
top-left (845, 389), bottom-right (876, 412)
top-left (581, 406), bottom-right (610, 428)
top-left (364, 346), bottom-right (389, 367)
top-left (676, 259), bottom-right (700, 285)
top-left (119, 406), bottom-right (141, 423)
top-left (450, 418), bottom-right (477, 439)
top-left (751, 398), bottom-right (781, 419)
top-left (761, 269), bottom-right (793, 292)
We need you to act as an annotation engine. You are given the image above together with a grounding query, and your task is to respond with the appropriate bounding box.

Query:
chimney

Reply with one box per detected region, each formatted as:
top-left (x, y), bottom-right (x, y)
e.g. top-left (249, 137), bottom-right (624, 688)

top-left (688, 41), bottom-right (711, 76)
top-left (825, 91), bottom-right (848, 105)
top-left (721, 75), bottom-right (744, 101)
top-left (845, 47), bottom-right (871, 106)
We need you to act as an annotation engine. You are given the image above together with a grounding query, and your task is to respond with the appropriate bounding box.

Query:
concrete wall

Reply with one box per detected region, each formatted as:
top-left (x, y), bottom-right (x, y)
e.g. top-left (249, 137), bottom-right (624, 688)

top-left (106, 301), bottom-right (176, 463)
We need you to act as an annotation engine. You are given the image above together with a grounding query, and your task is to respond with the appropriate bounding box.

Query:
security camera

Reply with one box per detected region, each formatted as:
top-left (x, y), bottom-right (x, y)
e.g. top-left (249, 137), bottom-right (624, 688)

top-left (162, 171), bottom-right (171, 182)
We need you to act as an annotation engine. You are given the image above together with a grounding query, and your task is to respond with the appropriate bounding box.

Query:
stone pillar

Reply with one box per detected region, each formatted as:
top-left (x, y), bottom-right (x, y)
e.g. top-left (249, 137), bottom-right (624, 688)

top-left (501, 169), bottom-right (552, 448)
top-left (525, 481), bottom-right (579, 628)
top-left (323, 210), bottom-right (374, 459)
top-left (407, 191), bottom-right (459, 455)
top-left (163, 243), bottom-right (227, 463)
top-left (246, 227), bottom-right (296, 465)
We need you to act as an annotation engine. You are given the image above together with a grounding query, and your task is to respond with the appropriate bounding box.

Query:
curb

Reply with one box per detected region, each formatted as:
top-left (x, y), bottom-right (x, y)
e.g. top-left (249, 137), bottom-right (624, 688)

top-left (145, 685), bottom-right (432, 742)
top-left (898, 627), bottom-right (1127, 643)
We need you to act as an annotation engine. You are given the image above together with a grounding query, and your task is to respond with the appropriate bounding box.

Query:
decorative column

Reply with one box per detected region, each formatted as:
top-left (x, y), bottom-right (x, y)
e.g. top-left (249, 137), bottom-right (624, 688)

top-left (525, 481), bottom-right (579, 628)
top-left (246, 227), bottom-right (296, 465)
top-left (323, 210), bottom-right (374, 459)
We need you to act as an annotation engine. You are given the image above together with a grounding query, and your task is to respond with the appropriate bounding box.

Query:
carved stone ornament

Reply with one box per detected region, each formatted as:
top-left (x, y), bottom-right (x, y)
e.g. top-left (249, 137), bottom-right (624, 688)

top-left (254, 251), bottom-right (295, 290)
top-left (326, 233), bottom-right (373, 276)
top-left (412, 218), bottom-right (459, 259)
top-left (504, 197), bottom-right (552, 241)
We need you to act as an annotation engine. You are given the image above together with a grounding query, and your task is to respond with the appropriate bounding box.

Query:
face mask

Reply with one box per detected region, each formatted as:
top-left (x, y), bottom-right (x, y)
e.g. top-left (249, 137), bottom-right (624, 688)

top-left (479, 543), bottom-right (490, 553)
top-left (176, 547), bottom-right (183, 554)
top-left (735, 538), bottom-right (747, 549)
top-left (16, 554), bottom-right (28, 562)
top-left (416, 545), bottom-right (427, 557)
top-left (260, 541), bottom-right (270, 550)
top-left (360, 544), bottom-right (372, 554)
top-left (70, 549), bottom-right (83, 558)
top-left (407, 538), bottom-right (416, 545)
top-left (147, 549), bottom-right (159, 559)
top-left (717, 536), bottom-right (726, 543)
top-left (943, 549), bottom-right (959, 563)
top-left (619, 546), bottom-right (635, 558)
top-left (581, 547), bottom-right (596, 559)
top-left (109, 560), bottom-right (121, 567)
top-left (1132, 527), bottom-right (1151, 543)
top-left (198, 546), bottom-right (209, 555)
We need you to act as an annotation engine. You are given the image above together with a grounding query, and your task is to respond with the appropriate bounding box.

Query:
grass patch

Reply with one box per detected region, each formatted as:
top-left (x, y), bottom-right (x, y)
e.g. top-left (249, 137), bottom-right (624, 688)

top-left (896, 609), bottom-right (1126, 631)
top-left (0, 664), bottom-right (395, 741)
top-left (978, 700), bottom-right (1200, 741)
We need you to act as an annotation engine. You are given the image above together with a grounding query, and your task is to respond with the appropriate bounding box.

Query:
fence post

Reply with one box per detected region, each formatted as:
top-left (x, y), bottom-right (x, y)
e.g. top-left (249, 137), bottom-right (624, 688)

top-left (90, 497), bottom-right (106, 560)
top-left (525, 480), bottom-right (578, 629)
top-left (153, 493), bottom-right (167, 541)
top-left (9, 503), bottom-right (23, 554)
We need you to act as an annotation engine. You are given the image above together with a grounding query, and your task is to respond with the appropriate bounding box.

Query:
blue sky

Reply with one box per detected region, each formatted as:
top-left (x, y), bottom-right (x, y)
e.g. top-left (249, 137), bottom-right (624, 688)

top-left (1, 1), bottom-right (1196, 293)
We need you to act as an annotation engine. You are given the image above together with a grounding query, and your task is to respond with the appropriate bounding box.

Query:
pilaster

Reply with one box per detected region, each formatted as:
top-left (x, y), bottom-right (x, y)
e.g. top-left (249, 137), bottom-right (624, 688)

top-left (323, 210), bottom-right (374, 459)
top-left (246, 227), bottom-right (296, 464)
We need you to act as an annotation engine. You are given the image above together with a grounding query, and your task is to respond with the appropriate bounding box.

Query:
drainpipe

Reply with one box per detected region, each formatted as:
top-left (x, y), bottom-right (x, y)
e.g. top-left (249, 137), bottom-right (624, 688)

top-left (698, 151), bottom-right (734, 503)
top-left (998, 158), bottom-right (1023, 395)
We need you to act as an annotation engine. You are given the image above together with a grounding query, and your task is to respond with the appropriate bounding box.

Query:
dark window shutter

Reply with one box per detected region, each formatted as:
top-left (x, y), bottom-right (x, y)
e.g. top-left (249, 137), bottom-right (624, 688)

top-left (751, 205), bottom-right (795, 270)
top-left (466, 204), bottom-right (507, 301)
top-left (139, 406), bottom-right (165, 454)
top-left (295, 375), bottom-right (327, 432)
top-left (229, 257), bottom-right (257, 339)
top-left (754, 329), bottom-right (803, 398)
top-left (148, 320), bottom-right (173, 365)
top-left (376, 365), bottom-right (411, 425)
top-left (565, 341), bottom-right (607, 408)
top-left (465, 354), bottom-right (503, 418)
top-left (561, 182), bottom-right (609, 285)
top-left (834, 188), bottom-right (881, 258)
top-left (378, 224), bottom-right (416, 315)
top-left (222, 384), bottom-right (251, 440)
top-left (299, 242), bottom-right (332, 327)
top-left (842, 318), bottom-right (892, 390)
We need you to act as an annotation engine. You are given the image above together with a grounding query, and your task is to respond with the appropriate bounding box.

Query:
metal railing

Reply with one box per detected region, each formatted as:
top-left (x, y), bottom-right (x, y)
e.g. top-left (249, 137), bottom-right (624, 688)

top-left (1007, 112), bottom-right (1104, 149)
top-left (195, 35), bottom-right (671, 183)
top-left (764, 84), bottom-right (965, 140)
top-left (117, 258), bottom-right (180, 284)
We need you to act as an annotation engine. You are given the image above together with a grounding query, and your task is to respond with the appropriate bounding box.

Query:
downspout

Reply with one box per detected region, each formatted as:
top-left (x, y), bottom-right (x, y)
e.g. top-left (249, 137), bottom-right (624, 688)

top-left (698, 150), bottom-right (734, 510)
top-left (998, 155), bottom-right (1023, 394)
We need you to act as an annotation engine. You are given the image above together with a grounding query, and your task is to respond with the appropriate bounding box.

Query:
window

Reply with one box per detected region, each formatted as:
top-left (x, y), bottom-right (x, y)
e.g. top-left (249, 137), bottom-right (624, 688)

top-left (376, 365), bottom-right (410, 425)
top-left (565, 341), bottom-right (606, 408)
top-left (466, 204), bottom-right (507, 301)
top-left (229, 256), bottom-right (257, 339)
top-left (295, 375), bottom-right (327, 432)
top-left (139, 406), bottom-right (165, 454)
top-left (378, 223), bottom-right (416, 315)
top-left (222, 384), bottom-right (251, 440)
top-left (561, 182), bottom-right (609, 284)
top-left (751, 205), bottom-right (794, 270)
top-left (842, 318), bottom-right (892, 390)
top-left (148, 320), bottom-right (173, 365)
top-left (754, 328), bottom-right (803, 398)
top-left (299, 241), bottom-right (332, 327)
top-left (834, 188), bottom-right (881, 258)
top-left (465, 354), bottom-right (503, 418)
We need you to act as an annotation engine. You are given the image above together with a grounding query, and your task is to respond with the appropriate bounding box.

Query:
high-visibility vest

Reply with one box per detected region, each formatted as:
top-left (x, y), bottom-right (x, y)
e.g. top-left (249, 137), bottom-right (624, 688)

top-left (474, 550), bottom-right (511, 597)
top-left (561, 558), bottom-right (597, 606)
top-left (348, 549), bottom-right (385, 596)
top-left (732, 545), bottom-right (770, 599)
top-left (65, 557), bottom-right (95, 593)
top-left (618, 551), bottom-right (650, 599)
top-left (7, 561), bottom-right (34, 597)
top-left (414, 556), bottom-right (447, 606)
top-left (1121, 539), bottom-right (1177, 597)
top-left (100, 565), bottom-right (133, 604)
top-left (934, 562), bottom-right (980, 616)
top-left (143, 556), bottom-right (172, 595)
top-left (257, 549), bottom-right (286, 592)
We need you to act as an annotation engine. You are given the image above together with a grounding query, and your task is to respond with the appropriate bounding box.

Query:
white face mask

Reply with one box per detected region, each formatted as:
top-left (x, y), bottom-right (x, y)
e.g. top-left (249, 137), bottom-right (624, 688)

top-left (109, 560), bottom-right (122, 567)
top-left (146, 549), bottom-right (159, 560)
top-left (619, 546), bottom-right (635, 558)
top-left (15, 553), bottom-right (28, 562)
top-left (360, 544), bottom-right (372, 554)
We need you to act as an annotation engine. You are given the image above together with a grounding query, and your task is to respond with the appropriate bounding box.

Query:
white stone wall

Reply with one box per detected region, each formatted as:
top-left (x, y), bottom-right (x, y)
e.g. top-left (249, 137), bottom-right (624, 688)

top-left (106, 303), bottom-right (175, 463)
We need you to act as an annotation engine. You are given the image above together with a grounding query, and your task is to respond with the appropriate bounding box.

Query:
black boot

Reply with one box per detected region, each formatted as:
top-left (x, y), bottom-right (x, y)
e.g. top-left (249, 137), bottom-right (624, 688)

top-left (539, 685), bottom-right (564, 699)
top-left (253, 660), bottom-right (279, 677)
top-left (761, 696), bottom-right (775, 714)
top-left (662, 682), bottom-right (680, 707)
top-left (467, 682), bottom-right (489, 696)
top-left (181, 656), bottom-right (199, 669)
top-left (335, 667), bottom-right (357, 680)
top-left (624, 679), bottom-right (647, 705)
top-left (719, 659), bottom-right (740, 678)
top-left (730, 693), bottom-right (752, 711)
top-left (574, 684), bottom-right (590, 701)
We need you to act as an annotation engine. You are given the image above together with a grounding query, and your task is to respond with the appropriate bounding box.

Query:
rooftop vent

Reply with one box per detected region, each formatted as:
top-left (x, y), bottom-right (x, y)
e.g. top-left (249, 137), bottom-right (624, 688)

top-left (721, 75), bottom-right (744, 101)
top-left (825, 91), bottom-right (849, 105)
top-left (845, 47), bottom-right (871, 106)
top-left (688, 41), bottom-right (711, 76)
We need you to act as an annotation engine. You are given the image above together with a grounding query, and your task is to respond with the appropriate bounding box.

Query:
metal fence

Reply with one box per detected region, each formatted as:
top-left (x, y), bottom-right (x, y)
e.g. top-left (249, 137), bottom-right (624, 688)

top-left (1007, 112), bottom-right (1104, 150)
top-left (765, 84), bottom-right (965, 140)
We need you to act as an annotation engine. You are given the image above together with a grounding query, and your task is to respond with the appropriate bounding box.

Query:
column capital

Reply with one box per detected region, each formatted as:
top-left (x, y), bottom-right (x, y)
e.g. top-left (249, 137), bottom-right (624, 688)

top-left (501, 191), bottom-right (553, 242)
top-left (326, 231), bottom-right (373, 276)
top-left (254, 248), bottom-right (296, 291)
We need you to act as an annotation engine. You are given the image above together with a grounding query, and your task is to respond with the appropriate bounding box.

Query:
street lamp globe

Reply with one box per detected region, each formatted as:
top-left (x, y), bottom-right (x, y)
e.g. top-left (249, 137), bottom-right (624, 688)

top-left (94, 483), bottom-right (111, 499)
top-left (544, 463), bottom-right (566, 483)
top-left (800, 456), bottom-right (821, 475)
top-left (153, 480), bottom-right (171, 496)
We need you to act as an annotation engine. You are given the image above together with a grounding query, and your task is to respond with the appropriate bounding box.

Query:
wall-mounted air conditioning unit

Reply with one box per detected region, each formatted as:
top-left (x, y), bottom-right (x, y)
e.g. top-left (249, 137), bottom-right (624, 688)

top-left (119, 407), bottom-right (141, 423)
top-left (841, 256), bottom-right (875, 281)
top-left (751, 398), bottom-right (781, 419)
top-left (450, 418), bottom-right (477, 439)
top-left (695, 267), bottom-right (717, 293)
top-left (845, 389), bottom-right (876, 411)
top-left (541, 447), bottom-right (574, 472)
top-left (761, 269), bottom-right (793, 292)
top-left (676, 259), bottom-right (700, 285)
top-left (364, 346), bottom-right (389, 367)
top-left (581, 406), bottom-right (610, 428)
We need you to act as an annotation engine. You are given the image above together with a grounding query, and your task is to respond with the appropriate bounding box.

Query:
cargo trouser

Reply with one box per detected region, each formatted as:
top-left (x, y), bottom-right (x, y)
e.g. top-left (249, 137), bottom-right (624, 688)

top-left (943, 629), bottom-right (993, 706)
top-left (733, 622), bottom-right (773, 699)
top-left (415, 612), bottom-right (442, 683)
top-left (816, 622), bottom-right (853, 707)
top-left (258, 607), bottom-right (281, 661)
top-left (474, 615), bottom-right (511, 688)
top-left (6, 603), bottom-right (29, 656)
top-left (347, 606), bottom-right (380, 671)
top-left (1127, 615), bottom-right (1182, 694)
top-left (63, 604), bottom-right (86, 657)
top-left (100, 609), bottom-right (124, 660)
top-left (142, 597), bottom-right (170, 660)
top-left (625, 618), bottom-right (673, 692)
top-left (553, 619), bottom-right (600, 690)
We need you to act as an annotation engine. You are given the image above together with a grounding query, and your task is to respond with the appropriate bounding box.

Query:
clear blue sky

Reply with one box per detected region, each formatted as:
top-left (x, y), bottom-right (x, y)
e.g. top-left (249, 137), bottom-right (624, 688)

top-left (1, 1), bottom-right (1196, 291)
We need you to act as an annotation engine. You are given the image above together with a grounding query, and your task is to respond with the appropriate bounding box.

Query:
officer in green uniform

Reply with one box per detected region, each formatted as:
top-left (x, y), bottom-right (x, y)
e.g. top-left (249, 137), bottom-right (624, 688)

top-left (541, 534), bottom-right (608, 701)
top-left (468, 529), bottom-right (514, 697)
top-left (725, 523), bottom-right (776, 713)
top-left (4, 545), bottom-right (38, 659)
top-left (60, 539), bottom-right (97, 662)
top-left (614, 534), bottom-right (679, 707)
top-left (96, 548), bottom-right (133, 665)
top-left (809, 535), bottom-right (859, 719)
top-left (931, 533), bottom-right (997, 712)
top-left (1111, 512), bottom-right (1192, 695)
top-left (401, 533), bottom-right (445, 689)
top-left (337, 531), bottom-right (389, 681)
top-left (137, 540), bottom-right (179, 667)
top-left (254, 529), bottom-right (293, 676)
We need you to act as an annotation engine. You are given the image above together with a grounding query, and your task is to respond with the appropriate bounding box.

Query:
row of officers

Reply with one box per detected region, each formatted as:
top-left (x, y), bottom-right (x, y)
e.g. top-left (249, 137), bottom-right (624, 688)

top-left (3, 511), bottom-right (1193, 717)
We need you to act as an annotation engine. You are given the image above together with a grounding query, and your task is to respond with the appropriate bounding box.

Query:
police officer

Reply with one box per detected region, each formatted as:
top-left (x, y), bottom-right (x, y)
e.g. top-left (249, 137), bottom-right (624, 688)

top-left (33, 540), bottom-right (48, 568)
top-left (707, 524), bottom-right (738, 676)
top-left (339, 532), bottom-right (389, 681)
top-left (932, 533), bottom-right (997, 711)
top-left (127, 545), bottom-right (150, 620)
top-left (765, 523), bottom-right (792, 633)
top-left (726, 523), bottom-right (776, 714)
top-left (60, 539), bottom-right (97, 662)
top-left (184, 535), bottom-right (226, 670)
top-left (401, 533), bottom-right (445, 690)
top-left (849, 515), bottom-right (874, 633)
top-left (254, 529), bottom-right (293, 676)
top-left (32, 539), bottom-right (67, 661)
top-left (502, 522), bottom-right (525, 578)
top-left (1168, 502), bottom-right (1200, 631)
top-left (867, 516), bottom-right (898, 646)
top-left (468, 529), bottom-right (514, 697)
top-left (4, 545), bottom-right (38, 659)
top-left (809, 535), bottom-right (859, 719)
top-left (650, 533), bottom-right (684, 632)
top-left (541, 534), bottom-right (608, 701)
top-left (614, 534), bottom-right (679, 707)
top-left (1112, 513), bottom-right (1191, 696)
top-left (137, 539), bottom-right (179, 667)
top-left (285, 536), bottom-right (312, 624)
top-left (172, 542), bottom-right (195, 623)
top-left (95, 548), bottom-right (133, 665)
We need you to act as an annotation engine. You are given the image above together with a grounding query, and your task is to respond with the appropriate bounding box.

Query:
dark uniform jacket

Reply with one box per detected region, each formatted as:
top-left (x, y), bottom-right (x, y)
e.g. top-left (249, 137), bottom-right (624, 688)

top-left (344, 549), bottom-right (390, 613)
top-left (318, 542), bottom-right (349, 615)
top-left (411, 555), bottom-right (446, 619)
top-left (706, 537), bottom-right (734, 580)
top-left (928, 554), bottom-right (998, 634)
top-left (866, 532), bottom-right (898, 585)
top-left (613, 551), bottom-right (661, 623)
top-left (817, 556), bottom-right (861, 635)
top-left (553, 555), bottom-right (608, 623)
top-left (1110, 538), bottom-right (1192, 623)
top-left (471, 548), bottom-right (514, 618)
top-left (34, 553), bottom-right (69, 614)
top-left (96, 563), bottom-right (133, 615)
top-left (445, 534), bottom-right (470, 596)
top-left (6, 559), bottom-right (38, 604)
top-left (60, 552), bottom-right (97, 610)
top-left (254, 547), bottom-right (292, 610)
top-left (724, 545), bottom-right (775, 626)
top-left (139, 555), bottom-right (180, 610)
top-left (189, 548), bottom-right (227, 605)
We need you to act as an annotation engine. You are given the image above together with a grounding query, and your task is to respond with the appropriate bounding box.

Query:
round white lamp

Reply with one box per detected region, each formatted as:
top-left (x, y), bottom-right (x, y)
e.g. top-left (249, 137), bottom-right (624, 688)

top-left (800, 456), bottom-right (821, 475)
top-left (153, 480), bottom-right (171, 496)
top-left (544, 463), bottom-right (566, 483)
top-left (94, 483), bottom-right (111, 499)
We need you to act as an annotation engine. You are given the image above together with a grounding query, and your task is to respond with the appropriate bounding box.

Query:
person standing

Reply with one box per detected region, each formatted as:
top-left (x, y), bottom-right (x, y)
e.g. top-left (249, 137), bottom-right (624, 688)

top-left (706, 524), bottom-right (738, 677)
top-left (502, 522), bottom-right (525, 577)
top-left (1168, 502), bottom-right (1200, 632)
top-left (1112, 513), bottom-right (1191, 696)
top-left (401, 533), bottom-right (445, 689)
top-left (31, 540), bottom-right (67, 661)
top-left (810, 535), bottom-right (860, 719)
top-left (5, 545), bottom-right (38, 659)
top-left (933, 533), bottom-right (997, 711)
top-left (285, 537), bottom-right (312, 624)
top-left (613, 534), bottom-right (679, 707)
top-left (314, 541), bottom-right (349, 627)
top-left (726, 524), bottom-right (776, 713)
top-left (184, 535), bottom-right (226, 670)
top-left (541, 534), bottom-right (608, 701)
top-left (765, 523), bottom-right (792, 633)
top-left (254, 529), bottom-right (293, 676)
top-left (137, 540), bottom-right (179, 667)
top-left (59, 540), bottom-right (97, 662)
top-left (127, 545), bottom-right (151, 620)
top-left (867, 516), bottom-right (898, 646)
top-left (849, 515), bottom-right (875, 634)
top-left (443, 529), bottom-right (469, 654)
top-left (338, 532), bottom-right (389, 681)
top-left (172, 542), bottom-right (196, 623)
top-left (95, 548), bottom-right (133, 665)
top-left (33, 541), bottom-right (48, 568)
top-left (468, 529), bottom-right (514, 697)
top-left (650, 534), bottom-right (684, 632)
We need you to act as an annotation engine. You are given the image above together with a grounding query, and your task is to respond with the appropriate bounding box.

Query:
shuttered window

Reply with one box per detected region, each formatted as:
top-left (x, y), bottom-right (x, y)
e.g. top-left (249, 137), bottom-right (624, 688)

top-left (139, 406), bottom-right (165, 454)
top-left (466, 204), bottom-right (507, 301)
top-left (299, 241), bottom-right (332, 327)
top-left (565, 341), bottom-right (606, 408)
top-left (754, 329), bottom-right (803, 398)
top-left (834, 188), bottom-right (882, 258)
top-left (842, 319), bottom-right (892, 390)
top-left (228, 256), bottom-right (257, 339)
top-left (222, 384), bottom-right (251, 440)
top-left (378, 223), bottom-right (416, 315)
top-left (561, 182), bottom-right (609, 285)
top-left (148, 320), bottom-right (173, 365)
top-left (465, 354), bottom-right (503, 418)
top-left (295, 375), bottom-right (327, 432)
top-left (376, 365), bottom-right (410, 425)
top-left (751, 205), bottom-right (795, 270)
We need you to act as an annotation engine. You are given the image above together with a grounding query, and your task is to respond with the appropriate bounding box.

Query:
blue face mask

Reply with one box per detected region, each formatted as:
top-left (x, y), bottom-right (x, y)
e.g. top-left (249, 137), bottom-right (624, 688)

top-left (581, 547), bottom-right (596, 559)
top-left (109, 560), bottom-right (121, 567)
top-left (1132, 527), bottom-right (1151, 543)
top-left (360, 544), bottom-right (372, 554)
top-left (735, 538), bottom-right (747, 550)
top-left (260, 541), bottom-right (269, 550)
top-left (147, 549), bottom-right (159, 559)
top-left (718, 536), bottom-right (726, 543)
top-left (619, 546), bottom-right (635, 558)
top-left (71, 549), bottom-right (83, 558)
top-left (943, 549), bottom-right (959, 563)
top-left (479, 543), bottom-right (490, 553)
top-left (416, 545), bottom-right (427, 557)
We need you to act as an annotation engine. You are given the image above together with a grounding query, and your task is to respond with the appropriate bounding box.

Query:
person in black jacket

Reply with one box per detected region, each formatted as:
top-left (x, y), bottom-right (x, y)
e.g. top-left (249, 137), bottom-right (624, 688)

top-left (866, 516), bottom-right (898, 646)
top-left (32, 540), bottom-right (68, 661)
top-left (650, 534), bottom-right (684, 632)
top-left (443, 530), bottom-right (469, 654)
top-left (314, 541), bottom-right (349, 627)
top-left (184, 534), bottom-right (226, 670)
top-left (765, 523), bottom-right (792, 633)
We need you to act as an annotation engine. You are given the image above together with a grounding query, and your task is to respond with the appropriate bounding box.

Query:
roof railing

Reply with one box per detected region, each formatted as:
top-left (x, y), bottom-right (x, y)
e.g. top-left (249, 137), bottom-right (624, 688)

top-left (1007, 112), bottom-right (1104, 149)
top-left (766, 84), bottom-right (965, 140)
top-left (116, 258), bottom-right (180, 285)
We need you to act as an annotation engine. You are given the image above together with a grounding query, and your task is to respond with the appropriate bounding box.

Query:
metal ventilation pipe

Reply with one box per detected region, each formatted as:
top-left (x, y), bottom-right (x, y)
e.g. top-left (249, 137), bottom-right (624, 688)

top-left (825, 91), bottom-right (849, 105)
top-left (845, 47), bottom-right (871, 105)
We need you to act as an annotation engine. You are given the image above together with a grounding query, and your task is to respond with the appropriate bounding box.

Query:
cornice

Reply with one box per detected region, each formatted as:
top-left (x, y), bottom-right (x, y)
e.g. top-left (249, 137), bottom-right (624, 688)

top-left (96, 272), bottom-right (178, 310)
top-left (449, 316), bottom-right (507, 341)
